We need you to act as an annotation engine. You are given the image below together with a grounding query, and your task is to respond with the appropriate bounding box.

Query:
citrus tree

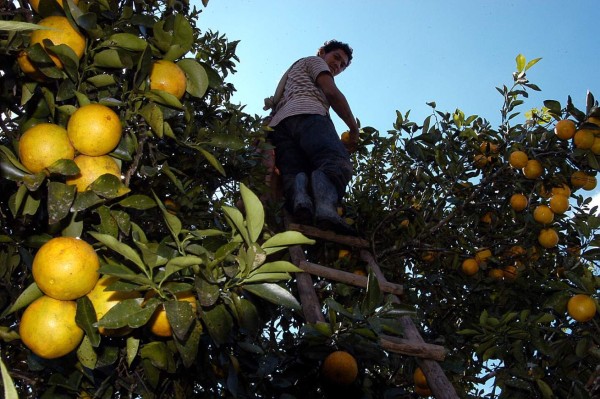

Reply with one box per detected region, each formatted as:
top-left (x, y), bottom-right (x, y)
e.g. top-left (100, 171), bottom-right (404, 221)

top-left (347, 55), bottom-right (599, 397)
top-left (1, 0), bottom-right (598, 397)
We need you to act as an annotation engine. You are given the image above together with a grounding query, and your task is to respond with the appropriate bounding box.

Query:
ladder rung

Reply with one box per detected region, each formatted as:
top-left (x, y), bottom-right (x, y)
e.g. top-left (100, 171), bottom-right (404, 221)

top-left (379, 335), bottom-right (446, 361)
top-left (299, 260), bottom-right (404, 296)
top-left (287, 222), bottom-right (370, 248)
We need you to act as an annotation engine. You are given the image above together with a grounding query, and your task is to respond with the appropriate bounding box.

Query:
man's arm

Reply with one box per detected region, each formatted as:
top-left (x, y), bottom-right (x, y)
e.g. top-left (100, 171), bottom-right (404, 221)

top-left (316, 72), bottom-right (359, 152)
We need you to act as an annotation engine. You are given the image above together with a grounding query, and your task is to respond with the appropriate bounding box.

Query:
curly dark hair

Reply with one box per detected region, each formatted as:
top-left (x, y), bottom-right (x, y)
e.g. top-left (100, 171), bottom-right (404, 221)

top-left (318, 40), bottom-right (353, 66)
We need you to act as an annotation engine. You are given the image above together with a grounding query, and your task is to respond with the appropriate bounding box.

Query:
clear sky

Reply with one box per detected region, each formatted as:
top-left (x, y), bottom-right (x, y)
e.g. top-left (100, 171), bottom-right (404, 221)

top-left (196, 0), bottom-right (600, 204)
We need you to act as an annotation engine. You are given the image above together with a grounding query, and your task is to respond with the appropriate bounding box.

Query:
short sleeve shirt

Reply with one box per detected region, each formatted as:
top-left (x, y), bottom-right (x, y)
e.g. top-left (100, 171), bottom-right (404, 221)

top-left (268, 56), bottom-right (332, 127)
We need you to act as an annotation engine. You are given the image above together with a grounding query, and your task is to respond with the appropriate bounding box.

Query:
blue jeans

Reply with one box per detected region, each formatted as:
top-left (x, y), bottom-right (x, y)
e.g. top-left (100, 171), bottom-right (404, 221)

top-left (269, 114), bottom-right (353, 203)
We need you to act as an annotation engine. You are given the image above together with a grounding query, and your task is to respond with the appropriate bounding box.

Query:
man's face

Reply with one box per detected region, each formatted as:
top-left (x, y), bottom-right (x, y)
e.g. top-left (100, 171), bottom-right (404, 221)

top-left (319, 48), bottom-right (349, 77)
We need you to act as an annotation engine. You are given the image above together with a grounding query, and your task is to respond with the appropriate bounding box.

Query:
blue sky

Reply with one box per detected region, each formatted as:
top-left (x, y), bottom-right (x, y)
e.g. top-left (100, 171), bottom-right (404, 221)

top-left (197, 0), bottom-right (600, 204)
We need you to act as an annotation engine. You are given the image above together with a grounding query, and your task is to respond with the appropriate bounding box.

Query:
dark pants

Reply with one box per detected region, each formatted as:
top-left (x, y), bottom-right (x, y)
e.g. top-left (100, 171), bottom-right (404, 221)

top-left (269, 114), bottom-right (353, 204)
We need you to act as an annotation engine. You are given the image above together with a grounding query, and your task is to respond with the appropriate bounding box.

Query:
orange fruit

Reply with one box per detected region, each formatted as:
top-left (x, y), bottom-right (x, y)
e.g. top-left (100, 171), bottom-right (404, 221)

top-left (573, 129), bottom-right (595, 149)
top-left (538, 228), bottom-right (559, 249)
top-left (508, 150), bottom-right (528, 168)
top-left (488, 269), bottom-right (504, 280)
top-left (567, 294), bottom-right (597, 322)
top-left (66, 154), bottom-right (121, 192)
top-left (17, 50), bottom-right (46, 81)
top-left (321, 350), bottom-right (358, 385)
top-left (29, 16), bottom-right (85, 69)
top-left (18, 123), bottom-right (75, 174)
top-left (29, 0), bottom-right (80, 13)
top-left (32, 236), bottom-right (100, 300)
top-left (522, 159), bottom-right (543, 179)
top-left (505, 245), bottom-right (526, 258)
top-left (509, 193), bottom-right (528, 211)
top-left (413, 367), bottom-right (429, 388)
top-left (149, 60), bottom-right (187, 99)
top-left (591, 137), bottom-right (600, 155)
top-left (461, 258), bottom-right (479, 276)
top-left (554, 119), bottom-right (576, 140)
top-left (352, 269), bottom-right (367, 277)
top-left (475, 248), bottom-right (492, 264)
top-left (571, 170), bottom-right (589, 188)
top-left (533, 205), bottom-right (554, 224)
top-left (587, 116), bottom-right (600, 127)
top-left (338, 249), bottom-right (351, 259)
top-left (67, 104), bottom-right (122, 156)
top-left (86, 276), bottom-right (141, 336)
top-left (473, 154), bottom-right (488, 168)
top-left (549, 194), bottom-right (569, 214)
top-left (583, 175), bottom-right (597, 191)
top-left (479, 141), bottom-right (499, 154)
top-left (19, 295), bottom-right (84, 359)
top-left (551, 184), bottom-right (571, 197)
top-left (341, 131), bottom-right (350, 143)
top-left (503, 265), bottom-right (518, 280)
top-left (147, 291), bottom-right (197, 337)
top-left (480, 211), bottom-right (493, 224)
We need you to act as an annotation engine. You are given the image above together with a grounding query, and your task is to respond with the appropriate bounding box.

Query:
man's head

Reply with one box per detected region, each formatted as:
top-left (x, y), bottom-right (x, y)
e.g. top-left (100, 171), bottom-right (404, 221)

top-left (317, 40), bottom-right (353, 76)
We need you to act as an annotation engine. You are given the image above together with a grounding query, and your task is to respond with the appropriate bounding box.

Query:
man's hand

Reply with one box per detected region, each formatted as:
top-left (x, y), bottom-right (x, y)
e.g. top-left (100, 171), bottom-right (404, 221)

top-left (341, 128), bottom-right (359, 153)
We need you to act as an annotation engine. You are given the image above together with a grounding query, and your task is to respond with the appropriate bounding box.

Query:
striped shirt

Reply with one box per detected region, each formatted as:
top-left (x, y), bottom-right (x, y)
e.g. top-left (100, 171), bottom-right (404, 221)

top-left (268, 56), bottom-right (331, 127)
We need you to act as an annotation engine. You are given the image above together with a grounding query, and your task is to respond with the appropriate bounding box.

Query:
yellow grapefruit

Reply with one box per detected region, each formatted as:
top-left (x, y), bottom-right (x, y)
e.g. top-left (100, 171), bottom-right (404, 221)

top-left (67, 104), bottom-right (122, 156)
top-left (321, 350), bottom-right (358, 385)
top-left (32, 236), bottom-right (100, 300)
top-left (66, 154), bottom-right (121, 192)
top-left (149, 60), bottom-right (187, 99)
top-left (29, 16), bottom-right (85, 69)
top-left (19, 295), bottom-right (84, 359)
top-left (18, 123), bottom-right (75, 174)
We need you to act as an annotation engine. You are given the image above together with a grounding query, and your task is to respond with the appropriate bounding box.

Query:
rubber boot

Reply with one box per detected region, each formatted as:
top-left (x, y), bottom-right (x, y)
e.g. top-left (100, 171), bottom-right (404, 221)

top-left (291, 172), bottom-right (313, 224)
top-left (310, 170), bottom-right (355, 235)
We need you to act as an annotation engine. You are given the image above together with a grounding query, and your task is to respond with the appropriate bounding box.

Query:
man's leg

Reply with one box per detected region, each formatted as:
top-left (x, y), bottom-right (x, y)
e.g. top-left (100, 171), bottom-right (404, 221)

top-left (293, 115), bottom-right (355, 233)
top-left (269, 123), bottom-right (313, 222)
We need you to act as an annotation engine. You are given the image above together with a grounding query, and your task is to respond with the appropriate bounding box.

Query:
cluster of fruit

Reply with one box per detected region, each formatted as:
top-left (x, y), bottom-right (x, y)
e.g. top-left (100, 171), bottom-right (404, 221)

top-left (19, 236), bottom-right (100, 359)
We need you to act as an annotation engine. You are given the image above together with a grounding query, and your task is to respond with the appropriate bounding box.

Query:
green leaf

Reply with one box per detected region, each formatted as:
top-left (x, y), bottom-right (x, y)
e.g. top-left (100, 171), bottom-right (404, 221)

top-left (47, 182), bottom-right (75, 224)
top-left (86, 74), bottom-right (117, 88)
top-left (231, 294), bottom-right (259, 337)
top-left (0, 354), bottom-right (18, 399)
top-left (536, 379), bottom-right (554, 399)
top-left (198, 147), bottom-right (226, 176)
top-left (173, 321), bottom-right (202, 368)
top-left (1, 283), bottom-right (42, 317)
top-left (126, 336), bottom-right (140, 367)
top-left (242, 272), bottom-right (292, 284)
top-left (202, 304), bottom-right (233, 346)
top-left (90, 232), bottom-right (147, 274)
top-left (240, 183), bottom-right (264, 243)
top-left (94, 49), bottom-right (129, 68)
top-left (516, 54), bottom-right (526, 72)
top-left (262, 231), bottom-right (315, 254)
top-left (525, 57), bottom-right (542, 71)
top-left (222, 205), bottom-right (250, 245)
top-left (76, 336), bottom-right (98, 370)
top-left (140, 341), bottom-right (175, 372)
top-left (76, 296), bottom-right (101, 347)
top-left (139, 103), bottom-right (164, 137)
top-left (361, 270), bottom-right (383, 314)
top-left (243, 283), bottom-right (300, 311)
top-left (97, 298), bottom-right (154, 329)
top-left (177, 59), bottom-right (209, 98)
top-left (118, 195), bottom-right (157, 210)
top-left (248, 261), bottom-right (303, 276)
top-left (104, 33), bottom-right (148, 52)
top-left (164, 299), bottom-right (196, 340)
top-left (163, 256), bottom-right (203, 283)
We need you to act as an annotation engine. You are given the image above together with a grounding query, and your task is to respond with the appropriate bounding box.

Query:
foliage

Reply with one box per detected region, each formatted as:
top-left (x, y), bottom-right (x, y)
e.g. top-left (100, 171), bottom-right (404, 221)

top-left (0, 0), bottom-right (598, 398)
top-left (348, 55), bottom-right (600, 397)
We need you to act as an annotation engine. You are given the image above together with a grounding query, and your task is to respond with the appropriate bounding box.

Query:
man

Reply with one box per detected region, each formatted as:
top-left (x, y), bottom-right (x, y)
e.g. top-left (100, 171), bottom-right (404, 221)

top-left (264, 40), bottom-right (359, 234)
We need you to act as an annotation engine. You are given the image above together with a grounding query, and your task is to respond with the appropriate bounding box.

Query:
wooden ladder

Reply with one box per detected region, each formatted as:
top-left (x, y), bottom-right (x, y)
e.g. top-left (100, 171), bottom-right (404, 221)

top-left (285, 216), bottom-right (459, 399)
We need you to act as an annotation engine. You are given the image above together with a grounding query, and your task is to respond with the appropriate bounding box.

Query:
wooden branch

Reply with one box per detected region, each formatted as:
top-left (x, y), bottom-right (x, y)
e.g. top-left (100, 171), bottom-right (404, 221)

top-left (298, 261), bottom-right (403, 296)
top-left (287, 222), bottom-right (370, 248)
top-left (289, 247), bottom-right (325, 323)
top-left (379, 334), bottom-right (446, 361)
